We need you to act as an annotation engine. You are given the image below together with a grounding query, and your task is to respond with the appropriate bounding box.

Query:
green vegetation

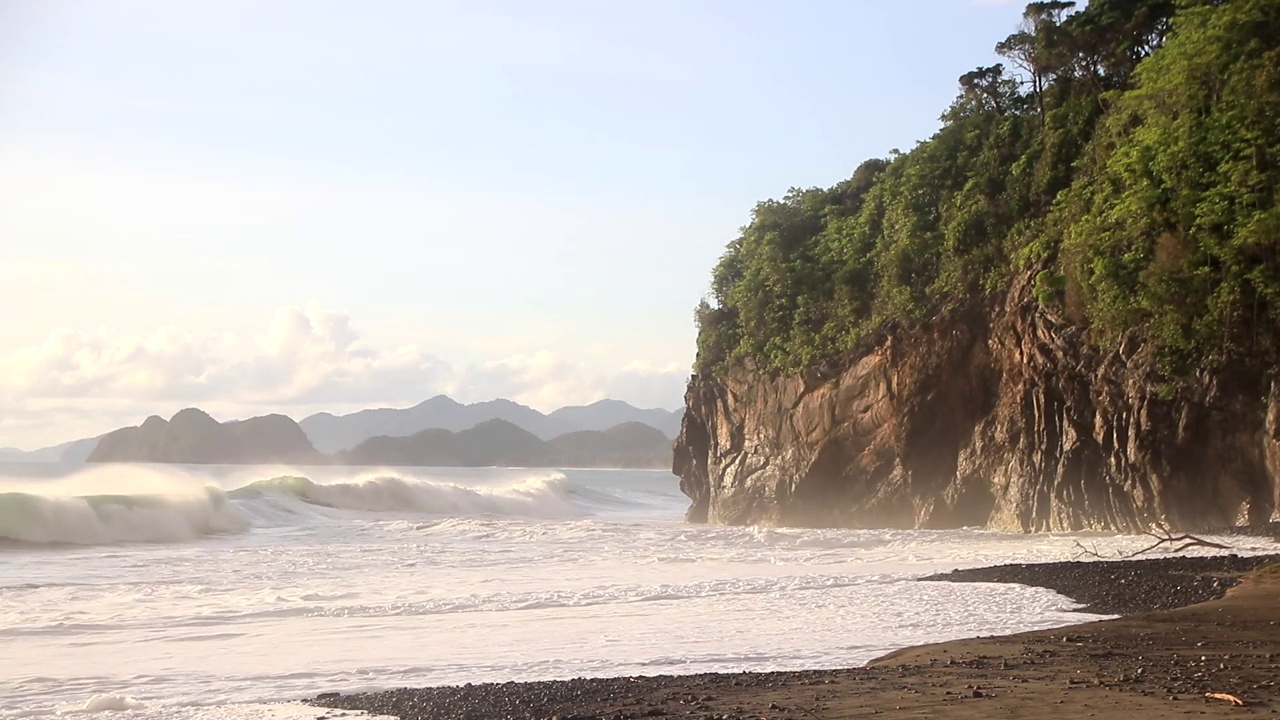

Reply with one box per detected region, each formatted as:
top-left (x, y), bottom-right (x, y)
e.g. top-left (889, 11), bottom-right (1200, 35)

top-left (696, 0), bottom-right (1280, 378)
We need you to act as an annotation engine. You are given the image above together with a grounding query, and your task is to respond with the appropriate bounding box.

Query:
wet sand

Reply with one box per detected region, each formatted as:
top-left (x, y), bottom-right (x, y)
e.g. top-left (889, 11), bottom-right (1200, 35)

top-left (311, 554), bottom-right (1280, 719)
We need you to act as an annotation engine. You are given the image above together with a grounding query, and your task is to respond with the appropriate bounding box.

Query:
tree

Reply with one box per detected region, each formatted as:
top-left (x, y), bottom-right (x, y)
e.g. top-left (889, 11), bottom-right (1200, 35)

top-left (953, 64), bottom-right (1021, 117)
top-left (694, 0), bottom-right (1280, 381)
top-left (997, 1), bottom-right (1077, 124)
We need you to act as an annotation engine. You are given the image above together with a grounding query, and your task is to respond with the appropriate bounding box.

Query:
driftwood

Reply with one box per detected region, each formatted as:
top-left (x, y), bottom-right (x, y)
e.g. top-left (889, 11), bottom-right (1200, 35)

top-left (1072, 540), bottom-right (1107, 559)
top-left (793, 703), bottom-right (827, 720)
top-left (1131, 523), bottom-right (1233, 555)
top-left (1072, 523), bottom-right (1232, 560)
top-left (1204, 692), bottom-right (1247, 706)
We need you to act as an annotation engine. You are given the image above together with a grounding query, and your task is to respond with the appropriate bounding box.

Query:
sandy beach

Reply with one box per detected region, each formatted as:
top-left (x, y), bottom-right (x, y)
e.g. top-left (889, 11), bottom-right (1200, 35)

top-left (311, 553), bottom-right (1280, 720)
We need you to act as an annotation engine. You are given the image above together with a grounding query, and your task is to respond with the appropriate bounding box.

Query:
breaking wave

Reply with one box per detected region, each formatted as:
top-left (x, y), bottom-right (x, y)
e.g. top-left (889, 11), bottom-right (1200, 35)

top-left (231, 472), bottom-right (578, 517)
top-left (0, 486), bottom-right (247, 546)
top-left (0, 467), bottom-right (594, 547)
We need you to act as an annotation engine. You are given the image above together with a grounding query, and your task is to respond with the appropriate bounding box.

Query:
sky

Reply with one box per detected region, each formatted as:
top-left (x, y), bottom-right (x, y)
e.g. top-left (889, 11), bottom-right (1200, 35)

top-left (0, 0), bottom-right (1026, 450)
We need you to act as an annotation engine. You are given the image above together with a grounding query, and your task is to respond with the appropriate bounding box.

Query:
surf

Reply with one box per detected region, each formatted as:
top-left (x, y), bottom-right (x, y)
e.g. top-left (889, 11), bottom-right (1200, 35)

top-left (231, 471), bottom-right (579, 517)
top-left (0, 465), bottom-right (617, 546)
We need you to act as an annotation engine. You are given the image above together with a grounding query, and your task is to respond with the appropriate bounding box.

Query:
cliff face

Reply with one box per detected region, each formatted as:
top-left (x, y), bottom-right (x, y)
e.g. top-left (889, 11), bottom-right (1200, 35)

top-left (674, 272), bottom-right (1280, 532)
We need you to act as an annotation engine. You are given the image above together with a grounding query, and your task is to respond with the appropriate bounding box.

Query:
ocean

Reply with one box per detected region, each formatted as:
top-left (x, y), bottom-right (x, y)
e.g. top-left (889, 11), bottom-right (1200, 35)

top-left (2, 463), bottom-right (1276, 719)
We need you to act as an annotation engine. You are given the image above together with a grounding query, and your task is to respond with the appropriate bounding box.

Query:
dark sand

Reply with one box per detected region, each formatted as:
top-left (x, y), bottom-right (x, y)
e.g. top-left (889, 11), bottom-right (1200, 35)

top-left (312, 553), bottom-right (1280, 719)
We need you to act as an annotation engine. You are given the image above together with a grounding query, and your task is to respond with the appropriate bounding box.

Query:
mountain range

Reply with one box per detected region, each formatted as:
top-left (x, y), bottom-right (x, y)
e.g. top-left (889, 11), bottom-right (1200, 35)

top-left (333, 419), bottom-right (672, 468)
top-left (0, 436), bottom-right (101, 464)
top-left (89, 409), bottom-right (325, 465)
top-left (3, 397), bottom-right (682, 469)
top-left (84, 409), bottom-right (673, 469)
top-left (300, 396), bottom-right (681, 453)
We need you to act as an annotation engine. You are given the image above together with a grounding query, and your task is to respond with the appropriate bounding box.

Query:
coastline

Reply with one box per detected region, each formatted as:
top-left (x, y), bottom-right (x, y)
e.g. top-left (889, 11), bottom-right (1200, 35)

top-left (311, 552), bottom-right (1280, 719)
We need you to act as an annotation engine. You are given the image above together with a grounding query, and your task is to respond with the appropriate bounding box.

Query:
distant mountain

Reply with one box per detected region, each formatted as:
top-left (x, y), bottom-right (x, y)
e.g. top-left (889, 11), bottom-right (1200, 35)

top-left (300, 395), bottom-right (578, 453)
top-left (300, 395), bottom-right (678, 453)
top-left (87, 409), bottom-right (324, 465)
top-left (546, 422), bottom-right (674, 469)
top-left (0, 436), bottom-right (102, 463)
top-left (549, 400), bottom-right (683, 438)
top-left (81, 406), bottom-right (673, 469)
top-left (336, 419), bottom-right (548, 467)
top-left (336, 419), bottom-right (672, 469)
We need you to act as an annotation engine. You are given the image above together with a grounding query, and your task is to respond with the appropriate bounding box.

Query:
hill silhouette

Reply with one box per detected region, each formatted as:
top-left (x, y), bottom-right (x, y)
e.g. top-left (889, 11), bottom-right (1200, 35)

top-left (88, 409), bottom-right (325, 465)
top-left (300, 396), bottom-right (680, 453)
top-left (85, 409), bottom-right (673, 469)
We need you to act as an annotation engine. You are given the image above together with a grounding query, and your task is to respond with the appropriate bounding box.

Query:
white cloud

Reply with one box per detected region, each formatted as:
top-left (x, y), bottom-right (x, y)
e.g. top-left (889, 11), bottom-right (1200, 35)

top-left (0, 305), bottom-right (690, 449)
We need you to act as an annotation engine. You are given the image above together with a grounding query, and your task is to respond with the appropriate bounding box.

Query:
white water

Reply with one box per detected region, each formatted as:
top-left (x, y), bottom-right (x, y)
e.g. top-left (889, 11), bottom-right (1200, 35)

top-left (2, 463), bottom-right (1276, 720)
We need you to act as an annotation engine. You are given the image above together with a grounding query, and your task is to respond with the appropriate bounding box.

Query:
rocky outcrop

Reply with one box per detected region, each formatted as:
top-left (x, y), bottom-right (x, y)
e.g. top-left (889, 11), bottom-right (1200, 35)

top-left (674, 271), bottom-right (1280, 532)
top-left (88, 409), bottom-right (324, 465)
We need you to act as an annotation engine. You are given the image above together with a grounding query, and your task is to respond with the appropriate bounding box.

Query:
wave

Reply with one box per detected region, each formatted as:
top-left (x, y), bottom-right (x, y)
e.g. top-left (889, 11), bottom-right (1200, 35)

top-left (231, 472), bottom-right (580, 518)
top-left (0, 487), bottom-right (248, 546)
top-left (0, 468), bottom-right (592, 547)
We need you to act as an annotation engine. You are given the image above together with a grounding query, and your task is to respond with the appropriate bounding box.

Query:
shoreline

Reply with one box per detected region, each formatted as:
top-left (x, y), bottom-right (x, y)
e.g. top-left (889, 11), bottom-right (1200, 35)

top-left (311, 552), bottom-right (1280, 719)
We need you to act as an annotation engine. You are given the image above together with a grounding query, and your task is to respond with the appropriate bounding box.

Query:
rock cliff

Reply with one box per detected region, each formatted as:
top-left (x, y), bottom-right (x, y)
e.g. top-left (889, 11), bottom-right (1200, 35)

top-left (674, 271), bottom-right (1280, 532)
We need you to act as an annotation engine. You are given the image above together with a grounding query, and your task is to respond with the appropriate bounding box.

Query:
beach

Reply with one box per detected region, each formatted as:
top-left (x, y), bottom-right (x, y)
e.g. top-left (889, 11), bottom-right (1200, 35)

top-left (9, 463), bottom-right (1280, 718)
top-left (312, 553), bottom-right (1280, 719)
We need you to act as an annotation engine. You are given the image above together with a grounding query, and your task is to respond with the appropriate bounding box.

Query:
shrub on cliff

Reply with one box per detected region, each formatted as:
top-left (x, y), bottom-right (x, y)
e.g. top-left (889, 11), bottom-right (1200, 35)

top-left (696, 0), bottom-right (1280, 379)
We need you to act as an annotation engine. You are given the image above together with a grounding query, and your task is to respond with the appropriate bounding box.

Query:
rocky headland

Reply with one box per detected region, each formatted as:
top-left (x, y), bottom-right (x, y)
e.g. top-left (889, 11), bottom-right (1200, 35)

top-left (673, 0), bottom-right (1280, 533)
top-left (674, 274), bottom-right (1280, 532)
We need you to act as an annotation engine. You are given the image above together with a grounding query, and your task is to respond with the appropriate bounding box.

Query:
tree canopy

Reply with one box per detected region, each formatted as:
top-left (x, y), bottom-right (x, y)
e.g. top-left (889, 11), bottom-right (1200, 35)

top-left (696, 0), bottom-right (1280, 379)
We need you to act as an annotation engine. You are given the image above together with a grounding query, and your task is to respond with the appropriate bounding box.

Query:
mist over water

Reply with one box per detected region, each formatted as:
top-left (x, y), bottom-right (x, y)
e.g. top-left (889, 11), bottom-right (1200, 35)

top-left (3, 464), bottom-right (1277, 720)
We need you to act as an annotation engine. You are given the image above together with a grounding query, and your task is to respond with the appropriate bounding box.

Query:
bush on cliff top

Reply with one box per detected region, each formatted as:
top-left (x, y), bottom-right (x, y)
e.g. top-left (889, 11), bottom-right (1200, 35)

top-left (696, 0), bottom-right (1280, 378)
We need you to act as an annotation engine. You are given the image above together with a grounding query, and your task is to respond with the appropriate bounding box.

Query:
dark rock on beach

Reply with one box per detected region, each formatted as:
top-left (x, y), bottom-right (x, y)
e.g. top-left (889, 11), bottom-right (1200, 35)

top-left (922, 552), bottom-right (1280, 615)
top-left (311, 669), bottom-right (860, 720)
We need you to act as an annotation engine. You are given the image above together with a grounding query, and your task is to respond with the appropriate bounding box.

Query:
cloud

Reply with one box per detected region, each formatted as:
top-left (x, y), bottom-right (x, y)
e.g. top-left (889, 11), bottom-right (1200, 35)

top-left (2, 304), bottom-right (449, 406)
top-left (447, 353), bottom-right (688, 412)
top-left (0, 305), bottom-right (690, 449)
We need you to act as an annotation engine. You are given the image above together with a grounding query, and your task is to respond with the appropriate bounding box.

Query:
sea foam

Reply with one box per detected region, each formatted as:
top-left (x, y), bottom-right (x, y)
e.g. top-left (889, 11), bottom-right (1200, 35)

top-left (60, 694), bottom-right (147, 713)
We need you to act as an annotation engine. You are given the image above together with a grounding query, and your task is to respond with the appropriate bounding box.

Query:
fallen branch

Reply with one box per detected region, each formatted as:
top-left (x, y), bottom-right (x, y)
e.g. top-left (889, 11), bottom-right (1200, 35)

top-left (1071, 523), bottom-right (1231, 560)
top-left (793, 704), bottom-right (827, 720)
top-left (1072, 540), bottom-right (1107, 559)
top-left (1130, 523), bottom-right (1232, 557)
top-left (1204, 692), bottom-right (1247, 706)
